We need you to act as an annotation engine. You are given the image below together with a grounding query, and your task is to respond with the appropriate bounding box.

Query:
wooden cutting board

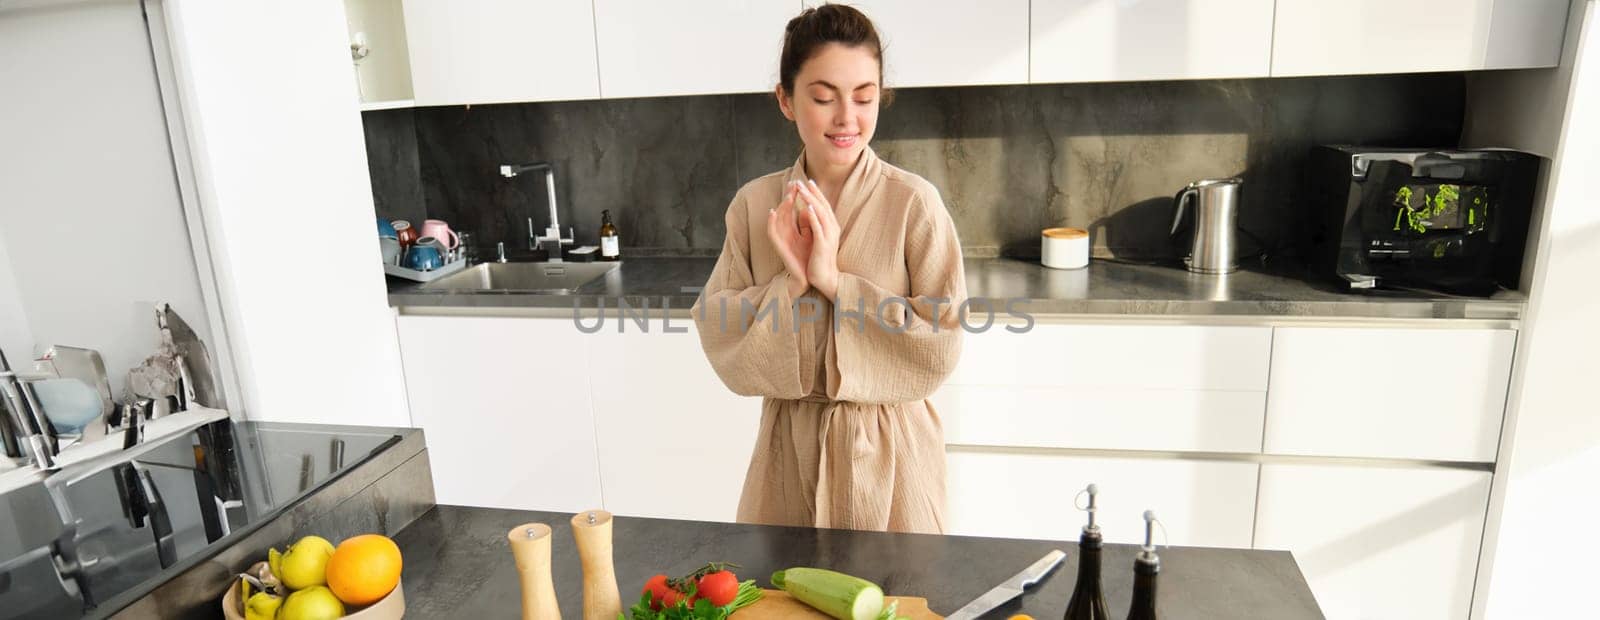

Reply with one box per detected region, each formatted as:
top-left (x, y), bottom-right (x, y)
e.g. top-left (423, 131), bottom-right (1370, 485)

top-left (731, 589), bottom-right (943, 620)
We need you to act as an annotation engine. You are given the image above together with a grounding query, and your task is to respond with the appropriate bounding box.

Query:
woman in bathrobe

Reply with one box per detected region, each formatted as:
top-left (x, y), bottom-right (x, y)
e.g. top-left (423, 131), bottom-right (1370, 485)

top-left (692, 4), bottom-right (967, 534)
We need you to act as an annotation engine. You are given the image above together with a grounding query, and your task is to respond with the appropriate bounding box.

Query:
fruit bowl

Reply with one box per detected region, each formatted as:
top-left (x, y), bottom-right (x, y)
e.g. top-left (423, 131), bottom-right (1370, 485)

top-left (221, 581), bottom-right (405, 620)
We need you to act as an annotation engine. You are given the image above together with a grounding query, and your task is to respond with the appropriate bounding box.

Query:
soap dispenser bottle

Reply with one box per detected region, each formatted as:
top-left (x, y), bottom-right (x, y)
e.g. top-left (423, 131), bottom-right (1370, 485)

top-left (1063, 483), bottom-right (1111, 620)
top-left (599, 209), bottom-right (620, 261)
top-left (1125, 510), bottom-right (1161, 620)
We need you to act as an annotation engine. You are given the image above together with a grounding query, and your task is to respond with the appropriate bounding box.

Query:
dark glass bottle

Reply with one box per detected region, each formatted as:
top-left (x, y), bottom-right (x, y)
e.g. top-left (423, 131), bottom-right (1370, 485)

top-left (599, 209), bottom-right (620, 261)
top-left (1125, 510), bottom-right (1161, 620)
top-left (1064, 484), bottom-right (1111, 620)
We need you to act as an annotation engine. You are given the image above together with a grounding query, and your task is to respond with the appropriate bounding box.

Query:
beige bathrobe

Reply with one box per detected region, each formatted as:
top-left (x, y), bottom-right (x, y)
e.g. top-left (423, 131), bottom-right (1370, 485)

top-left (692, 147), bottom-right (966, 534)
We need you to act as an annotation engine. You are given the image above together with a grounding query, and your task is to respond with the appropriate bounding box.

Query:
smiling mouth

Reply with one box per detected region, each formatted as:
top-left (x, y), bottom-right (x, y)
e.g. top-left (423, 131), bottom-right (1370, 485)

top-left (826, 133), bottom-right (858, 148)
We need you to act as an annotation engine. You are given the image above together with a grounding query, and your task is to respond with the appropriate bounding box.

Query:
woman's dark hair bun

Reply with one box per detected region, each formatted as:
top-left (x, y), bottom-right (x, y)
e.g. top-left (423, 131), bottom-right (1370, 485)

top-left (779, 3), bottom-right (892, 105)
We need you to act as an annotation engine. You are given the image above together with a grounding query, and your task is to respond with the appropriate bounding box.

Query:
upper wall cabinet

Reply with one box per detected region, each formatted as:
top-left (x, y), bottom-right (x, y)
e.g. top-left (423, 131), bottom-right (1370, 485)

top-left (402, 0), bottom-right (600, 106)
top-left (594, 1), bottom-right (799, 98)
top-left (1031, 0), bottom-right (1275, 83)
top-left (1271, 0), bottom-right (1570, 77)
top-left (807, 1), bottom-right (1029, 88)
top-left (345, 0), bottom-right (415, 108)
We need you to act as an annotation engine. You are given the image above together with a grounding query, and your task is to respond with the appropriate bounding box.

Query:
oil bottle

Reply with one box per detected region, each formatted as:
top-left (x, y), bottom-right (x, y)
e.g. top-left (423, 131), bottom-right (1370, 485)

top-left (1125, 510), bottom-right (1160, 620)
top-left (1063, 483), bottom-right (1111, 620)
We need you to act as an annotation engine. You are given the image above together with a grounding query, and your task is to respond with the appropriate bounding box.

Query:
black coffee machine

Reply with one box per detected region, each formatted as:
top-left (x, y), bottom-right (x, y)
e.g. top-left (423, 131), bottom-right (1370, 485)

top-left (1303, 145), bottom-right (1542, 296)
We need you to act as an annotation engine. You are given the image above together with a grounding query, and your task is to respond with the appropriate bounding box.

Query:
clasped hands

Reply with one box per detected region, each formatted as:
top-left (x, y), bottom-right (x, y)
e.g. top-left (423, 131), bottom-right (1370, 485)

top-left (766, 178), bottom-right (842, 301)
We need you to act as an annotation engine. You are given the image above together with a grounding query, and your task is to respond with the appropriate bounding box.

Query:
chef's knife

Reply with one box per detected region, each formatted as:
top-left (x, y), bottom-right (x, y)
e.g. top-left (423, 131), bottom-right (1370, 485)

top-left (946, 549), bottom-right (1066, 620)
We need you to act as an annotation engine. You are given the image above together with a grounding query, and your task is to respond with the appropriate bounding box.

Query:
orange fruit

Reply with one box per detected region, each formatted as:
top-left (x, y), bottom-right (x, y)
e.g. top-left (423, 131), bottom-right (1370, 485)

top-left (325, 534), bottom-right (403, 606)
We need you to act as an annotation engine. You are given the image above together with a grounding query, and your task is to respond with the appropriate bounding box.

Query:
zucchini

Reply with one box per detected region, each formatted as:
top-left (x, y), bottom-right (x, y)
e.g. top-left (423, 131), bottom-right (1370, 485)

top-left (771, 568), bottom-right (885, 620)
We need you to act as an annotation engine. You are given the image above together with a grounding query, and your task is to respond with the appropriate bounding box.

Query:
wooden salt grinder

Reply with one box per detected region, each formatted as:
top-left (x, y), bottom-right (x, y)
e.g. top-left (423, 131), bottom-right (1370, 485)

top-left (508, 522), bottom-right (560, 620)
top-left (571, 510), bottom-right (622, 620)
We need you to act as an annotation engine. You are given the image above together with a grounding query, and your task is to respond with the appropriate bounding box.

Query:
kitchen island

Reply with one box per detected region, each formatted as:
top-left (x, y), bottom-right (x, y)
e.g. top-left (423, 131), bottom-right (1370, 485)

top-left (393, 505), bottom-right (1324, 619)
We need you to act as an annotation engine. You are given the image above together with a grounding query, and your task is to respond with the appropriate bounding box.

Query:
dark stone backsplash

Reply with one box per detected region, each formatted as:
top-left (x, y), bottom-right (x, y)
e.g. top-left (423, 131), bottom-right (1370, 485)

top-left (363, 74), bottom-right (1463, 259)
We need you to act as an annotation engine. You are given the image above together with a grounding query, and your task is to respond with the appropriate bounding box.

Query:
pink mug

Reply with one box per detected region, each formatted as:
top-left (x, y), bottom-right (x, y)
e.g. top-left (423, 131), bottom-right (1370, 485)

top-left (419, 219), bottom-right (459, 250)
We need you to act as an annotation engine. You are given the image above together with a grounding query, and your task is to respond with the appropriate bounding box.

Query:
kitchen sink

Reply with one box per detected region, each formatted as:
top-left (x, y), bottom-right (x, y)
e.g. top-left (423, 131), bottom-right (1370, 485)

top-left (417, 261), bottom-right (619, 293)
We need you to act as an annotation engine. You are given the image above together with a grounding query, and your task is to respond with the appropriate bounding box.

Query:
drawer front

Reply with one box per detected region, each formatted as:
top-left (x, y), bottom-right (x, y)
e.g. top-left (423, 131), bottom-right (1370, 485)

top-left (1255, 463), bottom-right (1491, 620)
top-left (949, 324), bottom-right (1272, 391)
top-left (946, 450), bottom-right (1258, 548)
top-left (1264, 327), bottom-right (1514, 462)
top-left (934, 384), bottom-right (1265, 453)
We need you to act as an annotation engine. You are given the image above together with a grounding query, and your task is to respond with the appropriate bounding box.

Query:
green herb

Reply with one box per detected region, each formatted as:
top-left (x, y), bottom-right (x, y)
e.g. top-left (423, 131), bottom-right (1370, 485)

top-left (619, 579), bottom-right (762, 620)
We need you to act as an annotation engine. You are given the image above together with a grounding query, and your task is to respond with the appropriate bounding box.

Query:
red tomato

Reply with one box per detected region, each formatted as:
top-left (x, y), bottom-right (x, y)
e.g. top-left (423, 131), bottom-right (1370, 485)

top-left (642, 574), bottom-right (670, 610)
top-left (696, 570), bottom-right (739, 607)
top-left (659, 586), bottom-right (689, 608)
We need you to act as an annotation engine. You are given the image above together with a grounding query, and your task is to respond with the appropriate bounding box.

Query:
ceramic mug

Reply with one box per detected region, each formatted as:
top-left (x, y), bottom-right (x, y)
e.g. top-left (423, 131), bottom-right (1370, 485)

top-left (379, 237), bottom-right (402, 265)
top-left (419, 219), bottom-right (460, 250)
top-left (404, 244), bottom-right (442, 271)
top-left (416, 235), bottom-right (451, 262)
top-left (377, 217), bottom-right (398, 239)
top-left (393, 220), bottom-right (419, 247)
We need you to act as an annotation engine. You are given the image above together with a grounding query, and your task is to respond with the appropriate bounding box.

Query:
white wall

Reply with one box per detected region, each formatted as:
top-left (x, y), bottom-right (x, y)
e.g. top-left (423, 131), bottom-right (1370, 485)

top-left (0, 232), bottom-right (33, 363)
top-left (0, 0), bottom-right (212, 397)
top-left (160, 0), bottom-right (410, 425)
top-left (1463, 1), bottom-right (1600, 617)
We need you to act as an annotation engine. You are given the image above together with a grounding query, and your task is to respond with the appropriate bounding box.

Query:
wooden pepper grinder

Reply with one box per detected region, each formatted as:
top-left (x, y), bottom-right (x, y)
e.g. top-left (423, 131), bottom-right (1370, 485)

top-left (570, 510), bottom-right (622, 620)
top-left (507, 522), bottom-right (561, 620)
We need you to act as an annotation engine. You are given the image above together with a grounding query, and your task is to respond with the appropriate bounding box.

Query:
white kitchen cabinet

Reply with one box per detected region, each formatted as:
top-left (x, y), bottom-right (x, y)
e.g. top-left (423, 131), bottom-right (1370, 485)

top-left (1271, 0), bottom-right (1569, 77)
top-left (946, 450), bottom-right (1258, 548)
top-left (396, 315), bottom-right (604, 511)
top-left (593, 0), bottom-right (799, 98)
top-left (586, 324), bottom-right (762, 522)
top-left (1264, 327), bottom-right (1515, 462)
top-left (1255, 463), bottom-right (1492, 620)
top-left (401, 0), bottom-right (599, 106)
top-left (934, 384), bottom-right (1265, 453)
top-left (948, 323), bottom-right (1272, 391)
top-left (1030, 0), bottom-right (1274, 83)
top-left (805, 1), bottom-right (1028, 88)
top-left (344, 0), bottom-right (415, 106)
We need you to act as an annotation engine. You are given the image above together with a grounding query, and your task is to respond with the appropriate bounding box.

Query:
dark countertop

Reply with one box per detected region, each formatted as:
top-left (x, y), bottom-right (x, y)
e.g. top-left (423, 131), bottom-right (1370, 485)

top-left (393, 505), bottom-right (1324, 620)
top-left (388, 256), bottom-right (1523, 320)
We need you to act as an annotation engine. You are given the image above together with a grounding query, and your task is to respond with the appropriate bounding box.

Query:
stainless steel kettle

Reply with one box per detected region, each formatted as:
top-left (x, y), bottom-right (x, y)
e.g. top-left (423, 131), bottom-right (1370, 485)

top-left (1170, 178), bottom-right (1242, 274)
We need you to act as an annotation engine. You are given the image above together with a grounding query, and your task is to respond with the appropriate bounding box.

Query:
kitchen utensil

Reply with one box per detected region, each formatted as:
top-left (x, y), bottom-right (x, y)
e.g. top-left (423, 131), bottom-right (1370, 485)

top-left (30, 378), bottom-right (101, 434)
top-left (38, 345), bottom-right (114, 422)
top-left (0, 347), bottom-right (58, 469)
top-left (944, 549), bottom-right (1066, 620)
top-left (404, 245), bottom-right (442, 271)
top-left (1041, 227), bottom-right (1090, 270)
top-left (570, 510), bottom-right (621, 620)
top-left (420, 219), bottom-right (460, 250)
top-left (377, 217), bottom-right (398, 239)
top-left (158, 303), bottom-right (220, 409)
top-left (416, 235), bottom-right (451, 262)
top-left (1170, 178), bottom-right (1242, 274)
top-left (392, 220), bottom-right (418, 247)
top-left (731, 591), bottom-right (942, 620)
top-left (508, 523), bottom-right (560, 620)
top-left (379, 237), bottom-right (402, 265)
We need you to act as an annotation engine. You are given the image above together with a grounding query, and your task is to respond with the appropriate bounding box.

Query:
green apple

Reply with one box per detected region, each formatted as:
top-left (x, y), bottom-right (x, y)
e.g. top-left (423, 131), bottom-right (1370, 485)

top-left (277, 535), bottom-right (336, 590)
top-left (244, 591), bottom-right (283, 620)
top-left (279, 586), bottom-right (344, 620)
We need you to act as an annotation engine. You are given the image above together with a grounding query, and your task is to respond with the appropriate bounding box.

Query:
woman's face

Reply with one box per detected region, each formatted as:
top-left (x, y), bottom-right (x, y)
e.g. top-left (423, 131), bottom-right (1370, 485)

top-left (778, 43), bottom-right (881, 171)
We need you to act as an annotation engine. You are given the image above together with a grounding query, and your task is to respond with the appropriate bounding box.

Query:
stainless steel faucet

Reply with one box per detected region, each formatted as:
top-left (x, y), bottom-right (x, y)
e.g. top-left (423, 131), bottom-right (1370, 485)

top-left (499, 161), bottom-right (574, 262)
